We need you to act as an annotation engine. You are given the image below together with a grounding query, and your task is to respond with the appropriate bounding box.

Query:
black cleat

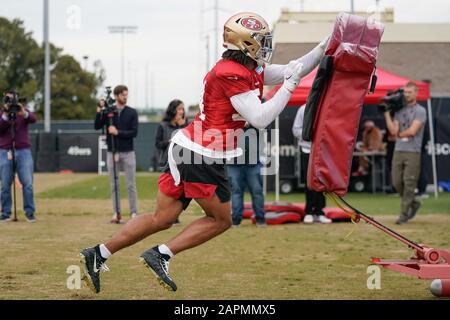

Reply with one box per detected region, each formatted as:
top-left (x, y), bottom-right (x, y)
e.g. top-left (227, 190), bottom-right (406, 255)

top-left (79, 245), bottom-right (109, 293)
top-left (139, 247), bottom-right (177, 291)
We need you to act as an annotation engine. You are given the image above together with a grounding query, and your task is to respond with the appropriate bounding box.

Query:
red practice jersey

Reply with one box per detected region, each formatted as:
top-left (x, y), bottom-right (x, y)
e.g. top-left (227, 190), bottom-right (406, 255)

top-left (175, 59), bottom-right (264, 158)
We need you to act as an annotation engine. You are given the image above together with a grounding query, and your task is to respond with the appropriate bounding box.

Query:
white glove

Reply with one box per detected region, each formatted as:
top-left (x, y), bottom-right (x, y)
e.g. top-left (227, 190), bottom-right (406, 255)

top-left (283, 60), bottom-right (303, 93)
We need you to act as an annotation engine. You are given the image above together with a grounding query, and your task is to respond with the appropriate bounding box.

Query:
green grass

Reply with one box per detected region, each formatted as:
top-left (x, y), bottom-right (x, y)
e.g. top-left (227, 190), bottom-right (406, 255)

top-left (37, 174), bottom-right (160, 200)
top-left (266, 192), bottom-right (450, 216)
top-left (0, 173), bottom-right (448, 300)
top-left (37, 173), bottom-right (450, 216)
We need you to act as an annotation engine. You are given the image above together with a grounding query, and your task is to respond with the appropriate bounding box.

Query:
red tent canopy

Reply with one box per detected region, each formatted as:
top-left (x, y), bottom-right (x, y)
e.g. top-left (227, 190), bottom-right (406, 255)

top-left (265, 67), bottom-right (430, 106)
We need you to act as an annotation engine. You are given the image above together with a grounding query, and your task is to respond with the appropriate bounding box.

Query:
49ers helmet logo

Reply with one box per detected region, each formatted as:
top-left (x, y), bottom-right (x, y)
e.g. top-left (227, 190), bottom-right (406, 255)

top-left (240, 18), bottom-right (262, 31)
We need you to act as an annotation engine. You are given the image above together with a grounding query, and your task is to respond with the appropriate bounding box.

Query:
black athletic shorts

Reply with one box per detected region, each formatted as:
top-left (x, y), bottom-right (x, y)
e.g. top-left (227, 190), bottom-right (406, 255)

top-left (158, 143), bottom-right (231, 210)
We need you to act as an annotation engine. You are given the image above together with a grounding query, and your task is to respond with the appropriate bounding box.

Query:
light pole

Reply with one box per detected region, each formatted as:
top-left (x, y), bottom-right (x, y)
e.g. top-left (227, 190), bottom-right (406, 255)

top-left (202, 0), bottom-right (226, 67)
top-left (213, 0), bottom-right (218, 62)
top-left (150, 71), bottom-right (154, 109)
top-left (82, 55), bottom-right (89, 71)
top-left (108, 26), bottom-right (138, 84)
top-left (43, 0), bottom-right (50, 133)
top-left (145, 62), bottom-right (149, 109)
top-left (205, 35), bottom-right (210, 72)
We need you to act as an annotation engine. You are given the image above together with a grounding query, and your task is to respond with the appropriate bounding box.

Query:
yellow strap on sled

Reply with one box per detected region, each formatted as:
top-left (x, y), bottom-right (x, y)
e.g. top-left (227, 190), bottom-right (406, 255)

top-left (324, 192), bottom-right (359, 239)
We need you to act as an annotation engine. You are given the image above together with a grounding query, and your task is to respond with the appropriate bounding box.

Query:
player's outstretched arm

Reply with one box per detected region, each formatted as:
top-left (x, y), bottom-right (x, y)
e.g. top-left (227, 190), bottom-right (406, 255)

top-left (264, 35), bottom-right (330, 85)
top-left (231, 61), bottom-right (303, 129)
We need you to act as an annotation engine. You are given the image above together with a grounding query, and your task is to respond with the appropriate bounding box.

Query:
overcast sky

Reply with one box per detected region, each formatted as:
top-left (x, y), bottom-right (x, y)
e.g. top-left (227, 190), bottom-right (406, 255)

top-left (1, 0), bottom-right (450, 109)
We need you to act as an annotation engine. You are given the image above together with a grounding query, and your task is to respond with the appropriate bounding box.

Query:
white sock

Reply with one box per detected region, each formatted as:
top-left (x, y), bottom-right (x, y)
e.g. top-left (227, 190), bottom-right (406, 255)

top-left (158, 244), bottom-right (174, 258)
top-left (99, 244), bottom-right (112, 259)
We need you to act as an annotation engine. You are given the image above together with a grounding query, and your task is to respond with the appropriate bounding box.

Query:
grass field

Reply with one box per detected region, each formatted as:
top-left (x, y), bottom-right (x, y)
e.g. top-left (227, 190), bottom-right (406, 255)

top-left (1, 173), bottom-right (449, 300)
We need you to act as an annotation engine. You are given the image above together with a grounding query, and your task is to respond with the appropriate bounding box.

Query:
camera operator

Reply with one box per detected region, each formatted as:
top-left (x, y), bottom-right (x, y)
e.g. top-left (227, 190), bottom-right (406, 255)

top-left (383, 82), bottom-right (427, 225)
top-left (95, 85), bottom-right (138, 224)
top-left (0, 91), bottom-right (37, 222)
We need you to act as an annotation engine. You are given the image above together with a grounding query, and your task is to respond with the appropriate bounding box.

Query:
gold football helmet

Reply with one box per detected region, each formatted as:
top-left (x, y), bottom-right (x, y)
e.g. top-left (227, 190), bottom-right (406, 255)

top-left (223, 12), bottom-right (273, 65)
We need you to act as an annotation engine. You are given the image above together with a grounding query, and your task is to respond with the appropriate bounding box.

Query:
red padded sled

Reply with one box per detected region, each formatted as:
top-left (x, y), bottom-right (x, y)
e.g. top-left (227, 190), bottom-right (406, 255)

top-left (306, 13), bottom-right (384, 196)
top-left (323, 207), bottom-right (352, 222)
top-left (243, 209), bottom-right (253, 219)
top-left (251, 211), bottom-right (302, 225)
top-left (243, 202), bottom-right (305, 219)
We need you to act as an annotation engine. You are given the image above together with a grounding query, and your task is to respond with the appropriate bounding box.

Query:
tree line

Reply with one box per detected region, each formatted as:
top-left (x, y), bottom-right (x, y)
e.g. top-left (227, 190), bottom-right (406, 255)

top-left (0, 17), bottom-right (104, 120)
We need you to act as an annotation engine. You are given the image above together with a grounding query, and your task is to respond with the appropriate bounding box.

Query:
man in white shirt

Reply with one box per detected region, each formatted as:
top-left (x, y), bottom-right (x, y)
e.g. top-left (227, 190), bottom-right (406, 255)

top-left (292, 105), bottom-right (332, 224)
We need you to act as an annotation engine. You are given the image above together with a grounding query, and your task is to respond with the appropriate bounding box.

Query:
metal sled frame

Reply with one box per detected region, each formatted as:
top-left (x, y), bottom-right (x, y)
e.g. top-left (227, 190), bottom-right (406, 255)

top-left (336, 196), bottom-right (450, 281)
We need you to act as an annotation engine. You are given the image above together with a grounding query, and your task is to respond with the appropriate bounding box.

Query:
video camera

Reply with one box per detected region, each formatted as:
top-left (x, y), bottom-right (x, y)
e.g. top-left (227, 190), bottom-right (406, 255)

top-left (101, 86), bottom-right (117, 114)
top-left (2, 91), bottom-right (25, 118)
top-left (378, 88), bottom-right (406, 114)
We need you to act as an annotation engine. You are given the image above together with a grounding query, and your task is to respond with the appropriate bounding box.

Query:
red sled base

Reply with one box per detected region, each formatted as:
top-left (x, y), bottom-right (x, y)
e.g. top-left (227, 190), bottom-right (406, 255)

top-left (335, 195), bottom-right (450, 297)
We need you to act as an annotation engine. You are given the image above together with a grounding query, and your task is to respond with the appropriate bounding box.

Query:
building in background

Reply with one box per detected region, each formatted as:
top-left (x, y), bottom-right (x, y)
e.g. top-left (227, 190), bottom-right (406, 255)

top-left (271, 7), bottom-right (450, 95)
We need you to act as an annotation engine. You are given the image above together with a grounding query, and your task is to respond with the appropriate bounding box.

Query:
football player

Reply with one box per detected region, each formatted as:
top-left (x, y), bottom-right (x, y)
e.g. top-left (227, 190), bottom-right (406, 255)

top-left (80, 12), bottom-right (329, 293)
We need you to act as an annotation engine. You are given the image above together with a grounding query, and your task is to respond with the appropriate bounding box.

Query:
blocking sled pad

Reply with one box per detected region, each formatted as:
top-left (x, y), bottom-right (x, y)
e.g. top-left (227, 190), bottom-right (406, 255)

top-left (300, 15), bottom-right (450, 296)
top-left (303, 13), bottom-right (384, 196)
top-left (243, 202), bottom-right (350, 223)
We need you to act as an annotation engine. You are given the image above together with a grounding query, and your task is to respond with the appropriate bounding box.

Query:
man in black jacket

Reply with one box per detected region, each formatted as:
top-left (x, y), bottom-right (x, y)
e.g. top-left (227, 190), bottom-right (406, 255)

top-left (95, 85), bottom-right (138, 223)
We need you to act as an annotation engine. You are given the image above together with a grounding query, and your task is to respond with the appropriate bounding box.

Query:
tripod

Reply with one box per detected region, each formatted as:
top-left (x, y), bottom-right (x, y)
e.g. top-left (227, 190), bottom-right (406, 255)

top-left (106, 111), bottom-right (121, 223)
top-left (9, 112), bottom-right (18, 222)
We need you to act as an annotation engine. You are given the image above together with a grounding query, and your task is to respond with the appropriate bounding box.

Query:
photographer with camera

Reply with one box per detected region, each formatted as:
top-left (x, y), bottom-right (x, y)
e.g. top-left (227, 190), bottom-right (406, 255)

top-left (0, 91), bottom-right (37, 222)
top-left (95, 85), bottom-right (138, 224)
top-left (383, 82), bottom-right (427, 225)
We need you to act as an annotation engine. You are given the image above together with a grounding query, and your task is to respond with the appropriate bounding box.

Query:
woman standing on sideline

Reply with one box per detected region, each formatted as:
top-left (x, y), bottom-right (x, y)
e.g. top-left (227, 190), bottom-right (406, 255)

top-left (155, 99), bottom-right (188, 171)
top-left (154, 99), bottom-right (188, 224)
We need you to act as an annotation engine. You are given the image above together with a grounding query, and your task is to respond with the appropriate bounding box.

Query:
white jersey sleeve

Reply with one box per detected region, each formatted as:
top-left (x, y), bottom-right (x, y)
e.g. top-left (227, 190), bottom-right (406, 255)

top-left (230, 86), bottom-right (291, 129)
